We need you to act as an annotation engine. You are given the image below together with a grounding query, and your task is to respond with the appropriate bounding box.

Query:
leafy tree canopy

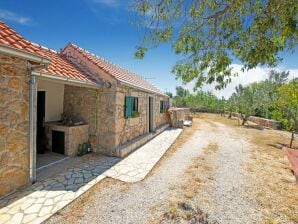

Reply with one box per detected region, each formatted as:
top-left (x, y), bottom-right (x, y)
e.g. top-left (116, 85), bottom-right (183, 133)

top-left (175, 86), bottom-right (190, 97)
top-left (165, 91), bottom-right (173, 98)
top-left (133, 0), bottom-right (297, 89)
top-left (277, 79), bottom-right (298, 131)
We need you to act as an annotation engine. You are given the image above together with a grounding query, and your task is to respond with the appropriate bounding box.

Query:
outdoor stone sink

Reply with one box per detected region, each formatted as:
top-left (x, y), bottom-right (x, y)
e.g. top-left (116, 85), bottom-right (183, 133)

top-left (53, 121), bottom-right (85, 127)
top-left (45, 122), bottom-right (89, 156)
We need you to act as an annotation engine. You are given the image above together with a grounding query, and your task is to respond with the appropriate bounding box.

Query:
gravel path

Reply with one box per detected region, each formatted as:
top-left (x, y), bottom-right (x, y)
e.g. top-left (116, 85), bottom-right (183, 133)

top-left (45, 119), bottom-right (260, 224)
top-left (200, 122), bottom-right (261, 223)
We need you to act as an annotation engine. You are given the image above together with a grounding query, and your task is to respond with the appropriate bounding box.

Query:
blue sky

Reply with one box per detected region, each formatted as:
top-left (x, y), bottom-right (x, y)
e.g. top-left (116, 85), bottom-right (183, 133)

top-left (0, 0), bottom-right (297, 98)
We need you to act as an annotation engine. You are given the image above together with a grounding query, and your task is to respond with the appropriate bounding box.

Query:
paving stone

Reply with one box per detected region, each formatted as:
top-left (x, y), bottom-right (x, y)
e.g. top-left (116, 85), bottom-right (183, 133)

top-left (7, 204), bottom-right (21, 214)
top-left (28, 217), bottom-right (45, 224)
top-left (67, 178), bottom-right (75, 185)
top-left (23, 214), bottom-right (38, 224)
top-left (74, 177), bottom-right (84, 184)
top-left (62, 193), bottom-right (75, 201)
top-left (44, 199), bottom-right (54, 206)
top-left (105, 128), bottom-right (182, 182)
top-left (10, 213), bottom-right (23, 224)
top-left (65, 173), bottom-right (72, 179)
top-left (52, 183), bottom-right (65, 188)
top-left (72, 173), bottom-right (83, 178)
top-left (24, 204), bottom-right (42, 214)
top-left (83, 173), bottom-right (93, 179)
top-left (38, 206), bottom-right (52, 217)
top-left (46, 191), bottom-right (63, 199)
top-left (20, 198), bottom-right (36, 211)
top-left (53, 195), bottom-right (64, 203)
top-left (0, 213), bottom-right (11, 223)
top-left (65, 184), bottom-right (77, 191)
top-left (35, 198), bottom-right (46, 204)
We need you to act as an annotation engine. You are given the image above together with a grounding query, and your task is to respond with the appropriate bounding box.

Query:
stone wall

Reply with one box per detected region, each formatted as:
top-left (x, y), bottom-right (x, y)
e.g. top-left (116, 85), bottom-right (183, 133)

top-left (169, 108), bottom-right (191, 128)
top-left (229, 112), bottom-right (282, 130)
top-left (115, 85), bottom-right (148, 146)
top-left (96, 87), bottom-right (118, 155)
top-left (63, 85), bottom-right (97, 134)
top-left (248, 116), bottom-right (282, 130)
top-left (0, 54), bottom-right (30, 197)
top-left (154, 94), bottom-right (170, 128)
top-left (63, 84), bottom-right (118, 156)
top-left (63, 84), bottom-right (170, 157)
top-left (115, 85), bottom-right (170, 155)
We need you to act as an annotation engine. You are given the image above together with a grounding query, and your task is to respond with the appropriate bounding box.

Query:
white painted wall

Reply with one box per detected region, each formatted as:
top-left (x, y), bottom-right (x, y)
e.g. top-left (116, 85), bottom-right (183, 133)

top-left (37, 78), bottom-right (64, 122)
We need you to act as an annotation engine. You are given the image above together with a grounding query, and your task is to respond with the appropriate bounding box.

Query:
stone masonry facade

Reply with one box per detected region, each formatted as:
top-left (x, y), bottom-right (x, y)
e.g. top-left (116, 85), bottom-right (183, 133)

top-left (115, 85), bottom-right (169, 147)
top-left (63, 84), bottom-right (118, 156)
top-left (62, 46), bottom-right (170, 157)
top-left (0, 52), bottom-right (170, 198)
top-left (0, 53), bottom-right (30, 197)
top-left (64, 83), bottom-right (170, 157)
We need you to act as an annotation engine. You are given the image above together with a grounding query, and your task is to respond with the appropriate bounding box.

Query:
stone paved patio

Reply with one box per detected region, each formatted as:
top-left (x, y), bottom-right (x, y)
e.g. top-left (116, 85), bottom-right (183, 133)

top-left (105, 127), bottom-right (183, 182)
top-left (0, 127), bottom-right (182, 224)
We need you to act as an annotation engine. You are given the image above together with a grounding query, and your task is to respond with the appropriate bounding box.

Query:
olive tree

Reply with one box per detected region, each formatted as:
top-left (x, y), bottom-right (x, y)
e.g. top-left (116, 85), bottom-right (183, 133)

top-left (133, 0), bottom-right (297, 89)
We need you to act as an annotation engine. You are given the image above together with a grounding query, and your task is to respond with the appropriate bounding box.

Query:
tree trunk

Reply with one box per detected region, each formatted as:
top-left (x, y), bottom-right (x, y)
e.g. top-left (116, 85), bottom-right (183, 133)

top-left (241, 118), bottom-right (246, 125)
top-left (290, 131), bottom-right (295, 148)
top-left (241, 115), bottom-right (247, 125)
top-left (228, 112), bottom-right (232, 119)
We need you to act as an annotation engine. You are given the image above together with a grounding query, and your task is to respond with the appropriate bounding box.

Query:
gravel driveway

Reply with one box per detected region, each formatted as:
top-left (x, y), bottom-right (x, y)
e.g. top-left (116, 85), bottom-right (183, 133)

top-left (45, 118), bottom-right (261, 224)
top-left (197, 122), bottom-right (260, 223)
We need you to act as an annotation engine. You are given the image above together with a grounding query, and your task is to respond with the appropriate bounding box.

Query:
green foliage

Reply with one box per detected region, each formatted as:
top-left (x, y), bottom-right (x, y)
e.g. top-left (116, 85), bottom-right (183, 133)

top-left (165, 91), bottom-right (173, 98)
top-left (229, 82), bottom-right (265, 124)
top-left (227, 70), bottom-right (297, 130)
top-left (276, 80), bottom-right (298, 131)
top-left (176, 86), bottom-right (190, 97)
top-left (172, 86), bottom-right (225, 110)
top-left (131, 111), bottom-right (140, 118)
top-left (132, 0), bottom-right (297, 89)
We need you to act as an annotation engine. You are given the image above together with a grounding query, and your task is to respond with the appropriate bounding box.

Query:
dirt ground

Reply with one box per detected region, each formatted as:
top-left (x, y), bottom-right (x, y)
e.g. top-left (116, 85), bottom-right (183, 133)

top-left (45, 113), bottom-right (298, 224)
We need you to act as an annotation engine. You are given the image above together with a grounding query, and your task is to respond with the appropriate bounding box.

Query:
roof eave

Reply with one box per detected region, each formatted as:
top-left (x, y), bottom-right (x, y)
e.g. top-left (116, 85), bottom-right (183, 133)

top-left (119, 80), bottom-right (168, 97)
top-left (0, 44), bottom-right (51, 64)
top-left (32, 71), bottom-right (102, 89)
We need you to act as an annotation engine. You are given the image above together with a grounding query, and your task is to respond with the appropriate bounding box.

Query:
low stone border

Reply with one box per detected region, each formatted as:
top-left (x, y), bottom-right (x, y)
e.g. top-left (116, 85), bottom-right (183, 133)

top-left (116, 124), bottom-right (170, 157)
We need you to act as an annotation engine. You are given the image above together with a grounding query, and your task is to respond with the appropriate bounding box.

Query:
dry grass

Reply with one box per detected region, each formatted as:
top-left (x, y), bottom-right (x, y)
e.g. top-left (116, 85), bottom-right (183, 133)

top-left (149, 143), bottom-right (219, 224)
top-left (244, 129), bottom-right (298, 223)
top-left (202, 113), bottom-right (298, 223)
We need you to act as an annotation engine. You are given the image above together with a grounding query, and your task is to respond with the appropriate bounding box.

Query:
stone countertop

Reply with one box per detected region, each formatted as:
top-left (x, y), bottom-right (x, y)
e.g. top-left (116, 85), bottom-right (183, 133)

top-left (45, 121), bottom-right (89, 128)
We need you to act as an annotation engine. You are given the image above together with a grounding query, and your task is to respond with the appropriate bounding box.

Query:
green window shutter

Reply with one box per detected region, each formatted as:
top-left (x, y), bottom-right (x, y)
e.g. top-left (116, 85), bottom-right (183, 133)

top-left (125, 96), bottom-right (132, 118)
top-left (160, 100), bottom-right (166, 113)
top-left (160, 101), bottom-right (163, 113)
top-left (160, 101), bottom-right (161, 113)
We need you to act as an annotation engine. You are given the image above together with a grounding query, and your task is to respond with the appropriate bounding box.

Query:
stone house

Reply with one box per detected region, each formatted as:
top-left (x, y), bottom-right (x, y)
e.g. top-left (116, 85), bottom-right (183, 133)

top-left (0, 20), bottom-right (170, 197)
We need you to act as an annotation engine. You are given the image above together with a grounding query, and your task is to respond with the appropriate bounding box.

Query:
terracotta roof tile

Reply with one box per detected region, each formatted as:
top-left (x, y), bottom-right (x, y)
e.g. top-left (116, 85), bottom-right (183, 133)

top-left (68, 44), bottom-right (165, 95)
top-left (0, 20), bottom-right (97, 85)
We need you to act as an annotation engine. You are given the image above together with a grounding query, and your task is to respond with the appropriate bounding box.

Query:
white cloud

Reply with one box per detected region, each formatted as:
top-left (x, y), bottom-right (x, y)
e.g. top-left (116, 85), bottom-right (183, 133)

top-left (184, 64), bottom-right (298, 99)
top-left (0, 9), bottom-right (31, 25)
top-left (91, 0), bottom-right (121, 8)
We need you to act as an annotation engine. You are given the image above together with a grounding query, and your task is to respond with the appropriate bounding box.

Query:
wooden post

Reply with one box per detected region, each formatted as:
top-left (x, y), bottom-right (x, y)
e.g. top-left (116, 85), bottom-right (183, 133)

top-left (290, 131), bottom-right (295, 148)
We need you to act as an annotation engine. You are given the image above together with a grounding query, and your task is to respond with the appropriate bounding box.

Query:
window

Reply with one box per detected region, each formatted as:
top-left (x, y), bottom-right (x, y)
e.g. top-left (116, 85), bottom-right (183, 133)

top-left (125, 96), bottom-right (139, 118)
top-left (132, 97), bottom-right (138, 112)
top-left (160, 100), bottom-right (168, 113)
